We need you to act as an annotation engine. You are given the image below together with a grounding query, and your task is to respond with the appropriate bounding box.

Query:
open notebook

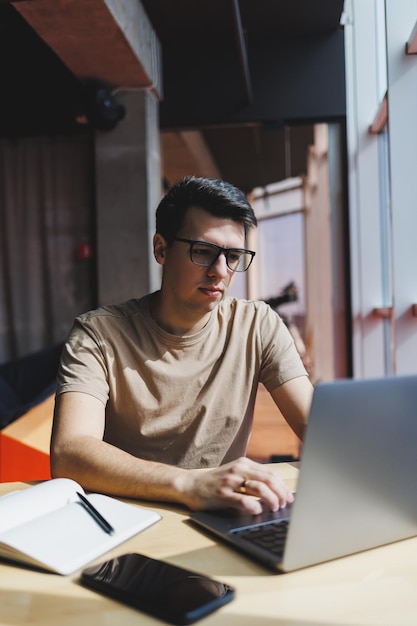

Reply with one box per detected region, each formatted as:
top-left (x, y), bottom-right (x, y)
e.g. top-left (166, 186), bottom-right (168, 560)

top-left (190, 375), bottom-right (417, 572)
top-left (0, 478), bottom-right (161, 574)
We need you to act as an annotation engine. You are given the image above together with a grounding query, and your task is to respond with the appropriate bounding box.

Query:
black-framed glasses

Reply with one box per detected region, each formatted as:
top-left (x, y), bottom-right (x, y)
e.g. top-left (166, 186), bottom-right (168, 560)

top-left (174, 238), bottom-right (256, 272)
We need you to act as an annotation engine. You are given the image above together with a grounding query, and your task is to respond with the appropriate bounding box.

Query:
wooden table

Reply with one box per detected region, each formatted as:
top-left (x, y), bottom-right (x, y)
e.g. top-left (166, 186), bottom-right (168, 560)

top-left (1, 463), bottom-right (417, 625)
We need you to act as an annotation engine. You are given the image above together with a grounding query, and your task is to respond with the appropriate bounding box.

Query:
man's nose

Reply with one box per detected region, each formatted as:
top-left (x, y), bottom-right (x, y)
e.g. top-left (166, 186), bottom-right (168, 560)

top-left (208, 251), bottom-right (229, 277)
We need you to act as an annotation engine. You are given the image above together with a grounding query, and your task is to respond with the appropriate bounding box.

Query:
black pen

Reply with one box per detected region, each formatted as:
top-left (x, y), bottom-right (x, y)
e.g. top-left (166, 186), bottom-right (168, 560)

top-left (76, 491), bottom-right (115, 535)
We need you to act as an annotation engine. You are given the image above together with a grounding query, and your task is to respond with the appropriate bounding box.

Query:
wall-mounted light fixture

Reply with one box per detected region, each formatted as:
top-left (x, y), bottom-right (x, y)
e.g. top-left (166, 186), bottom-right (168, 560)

top-left (81, 79), bottom-right (126, 131)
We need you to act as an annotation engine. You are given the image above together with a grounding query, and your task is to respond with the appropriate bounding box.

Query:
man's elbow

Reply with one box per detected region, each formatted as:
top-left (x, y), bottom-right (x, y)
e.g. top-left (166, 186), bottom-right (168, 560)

top-left (49, 441), bottom-right (75, 479)
top-left (50, 448), bottom-right (66, 479)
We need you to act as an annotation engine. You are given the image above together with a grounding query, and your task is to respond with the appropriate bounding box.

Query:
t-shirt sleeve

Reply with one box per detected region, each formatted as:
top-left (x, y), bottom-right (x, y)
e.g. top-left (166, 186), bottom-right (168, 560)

top-left (257, 303), bottom-right (308, 391)
top-left (56, 316), bottom-right (109, 405)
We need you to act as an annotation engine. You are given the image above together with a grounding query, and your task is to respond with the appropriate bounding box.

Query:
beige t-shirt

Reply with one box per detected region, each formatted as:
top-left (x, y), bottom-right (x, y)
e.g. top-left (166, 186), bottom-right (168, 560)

top-left (57, 294), bottom-right (307, 468)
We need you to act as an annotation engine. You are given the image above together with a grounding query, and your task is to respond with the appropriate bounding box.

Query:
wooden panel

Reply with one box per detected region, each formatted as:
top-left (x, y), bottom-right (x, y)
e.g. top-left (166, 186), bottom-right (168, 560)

top-left (247, 384), bottom-right (301, 461)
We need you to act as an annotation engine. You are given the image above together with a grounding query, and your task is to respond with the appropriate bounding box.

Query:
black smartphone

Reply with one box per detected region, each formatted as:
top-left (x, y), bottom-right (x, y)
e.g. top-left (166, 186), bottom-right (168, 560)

top-left (80, 552), bottom-right (235, 625)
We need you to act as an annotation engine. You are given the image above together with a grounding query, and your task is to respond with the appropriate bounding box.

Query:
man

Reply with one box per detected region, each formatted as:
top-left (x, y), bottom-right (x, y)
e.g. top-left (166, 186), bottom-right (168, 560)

top-left (51, 177), bottom-right (313, 515)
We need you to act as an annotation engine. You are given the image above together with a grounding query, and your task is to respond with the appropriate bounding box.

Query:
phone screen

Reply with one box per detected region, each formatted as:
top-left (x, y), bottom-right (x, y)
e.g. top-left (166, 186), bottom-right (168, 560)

top-left (80, 552), bottom-right (235, 625)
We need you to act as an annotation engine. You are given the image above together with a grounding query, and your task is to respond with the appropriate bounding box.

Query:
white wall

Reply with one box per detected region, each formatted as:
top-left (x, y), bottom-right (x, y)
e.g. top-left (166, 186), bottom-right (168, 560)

top-left (344, 0), bottom-right (417, 377)
top-left (385, 0), bottom-right (417, 374)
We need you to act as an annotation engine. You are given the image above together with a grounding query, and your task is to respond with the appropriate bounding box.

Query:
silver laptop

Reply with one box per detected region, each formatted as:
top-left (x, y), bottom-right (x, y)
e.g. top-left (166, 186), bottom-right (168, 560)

top-left (189, 375), bottom-right (417, 572)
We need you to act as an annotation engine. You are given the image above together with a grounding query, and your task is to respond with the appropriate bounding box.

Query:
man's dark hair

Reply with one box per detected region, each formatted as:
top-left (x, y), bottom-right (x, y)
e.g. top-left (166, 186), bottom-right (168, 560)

top-left (155, 176), bottom-right (257, 242)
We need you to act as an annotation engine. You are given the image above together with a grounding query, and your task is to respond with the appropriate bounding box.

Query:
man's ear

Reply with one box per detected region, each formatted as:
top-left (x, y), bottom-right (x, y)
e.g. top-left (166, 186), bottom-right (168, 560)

top-left (153, 233), bottom-right (167, 265)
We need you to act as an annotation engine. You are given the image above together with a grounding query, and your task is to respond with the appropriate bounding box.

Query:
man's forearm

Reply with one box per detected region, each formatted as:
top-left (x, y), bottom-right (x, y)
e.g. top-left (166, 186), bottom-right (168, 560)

top-left (50, 435), bottom-right (190, 505)
top-left (51, 435), bottom-right (295, 514)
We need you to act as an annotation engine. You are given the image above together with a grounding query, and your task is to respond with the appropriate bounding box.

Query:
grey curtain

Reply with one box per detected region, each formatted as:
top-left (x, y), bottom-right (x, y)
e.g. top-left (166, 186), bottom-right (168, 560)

top-left (0, 134), bottom-right (94, 361)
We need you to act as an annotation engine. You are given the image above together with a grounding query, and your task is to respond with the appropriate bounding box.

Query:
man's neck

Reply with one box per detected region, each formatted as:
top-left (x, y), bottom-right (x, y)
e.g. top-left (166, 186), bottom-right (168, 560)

top-left (150, 292), bottom-right (211, 336)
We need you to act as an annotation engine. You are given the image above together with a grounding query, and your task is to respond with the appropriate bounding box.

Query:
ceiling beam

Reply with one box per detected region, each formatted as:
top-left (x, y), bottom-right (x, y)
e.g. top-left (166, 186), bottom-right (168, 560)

top-left (161, 131), bottom-right (222, 185)
top-left (13, 0), bottom-right (162, 97)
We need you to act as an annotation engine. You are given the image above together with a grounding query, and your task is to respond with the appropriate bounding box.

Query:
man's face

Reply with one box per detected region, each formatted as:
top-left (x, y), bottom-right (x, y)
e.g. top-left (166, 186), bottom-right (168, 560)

top-left (154, 206), bottom-right (247, 319)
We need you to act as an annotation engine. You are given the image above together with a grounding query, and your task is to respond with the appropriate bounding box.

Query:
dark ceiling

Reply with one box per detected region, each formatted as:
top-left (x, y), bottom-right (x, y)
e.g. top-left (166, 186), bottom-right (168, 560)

top-left (0, 0), bottom-right (346, 193)
top-left (141, 0), bottom-right (344, 39)
top-left (140, 0), bottom-right (346, 192)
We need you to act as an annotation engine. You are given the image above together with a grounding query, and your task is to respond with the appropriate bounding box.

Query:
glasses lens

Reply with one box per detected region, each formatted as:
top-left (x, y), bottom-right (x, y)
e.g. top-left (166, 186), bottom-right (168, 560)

top-left (190, 242), bottom-right (219, 266)
top-left (226, 250), bottom-right (251, 271)
top-left (189, 241), bottom-right (254, 272)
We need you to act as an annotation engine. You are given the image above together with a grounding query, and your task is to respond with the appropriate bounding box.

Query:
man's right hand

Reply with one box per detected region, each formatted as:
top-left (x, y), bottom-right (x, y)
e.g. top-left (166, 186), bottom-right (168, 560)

top-left (177, 457), bottom-right (294, 515)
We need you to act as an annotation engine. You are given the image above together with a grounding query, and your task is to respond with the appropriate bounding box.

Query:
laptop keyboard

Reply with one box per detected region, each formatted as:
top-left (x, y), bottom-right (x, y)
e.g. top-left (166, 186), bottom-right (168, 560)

top-left (233, 520), bottom-right (289, 556)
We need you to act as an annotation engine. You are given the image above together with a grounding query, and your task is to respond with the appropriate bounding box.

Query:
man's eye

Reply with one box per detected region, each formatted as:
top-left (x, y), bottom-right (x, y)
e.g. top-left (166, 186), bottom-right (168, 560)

top-left (194, 246), bottom-right (213, 258)
top-left (228, 252), bottom-right (242, 264)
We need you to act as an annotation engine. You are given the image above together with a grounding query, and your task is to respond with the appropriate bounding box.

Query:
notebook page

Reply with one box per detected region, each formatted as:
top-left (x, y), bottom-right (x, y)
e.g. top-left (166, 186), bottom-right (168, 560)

top-left (0, 478), bottom-right (82, 534)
